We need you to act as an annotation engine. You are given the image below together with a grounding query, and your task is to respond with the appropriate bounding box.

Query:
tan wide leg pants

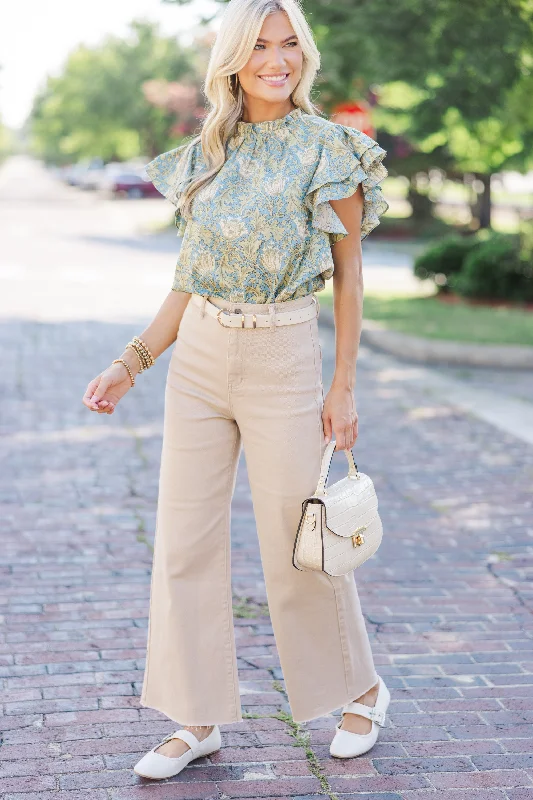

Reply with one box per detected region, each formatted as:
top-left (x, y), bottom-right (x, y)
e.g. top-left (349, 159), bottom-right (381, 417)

top-left (140, 292), bottom-right (378, 724)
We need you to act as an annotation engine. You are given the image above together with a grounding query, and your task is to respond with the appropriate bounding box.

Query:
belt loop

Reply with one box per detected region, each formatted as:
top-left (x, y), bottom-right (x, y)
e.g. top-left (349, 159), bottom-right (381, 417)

top-left (268, 303), bottom-right (276, 332)
top-left (200, 295), bottom-right (207, 318)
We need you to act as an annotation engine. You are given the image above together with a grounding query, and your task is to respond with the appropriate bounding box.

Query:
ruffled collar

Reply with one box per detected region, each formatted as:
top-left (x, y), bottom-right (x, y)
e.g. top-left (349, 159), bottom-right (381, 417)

top-left (235, 106), bottom-right (303, 136)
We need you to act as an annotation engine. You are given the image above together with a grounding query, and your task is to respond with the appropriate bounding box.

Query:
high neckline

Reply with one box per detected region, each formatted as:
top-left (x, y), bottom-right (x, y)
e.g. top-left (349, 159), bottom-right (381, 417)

top-left (236, 106), bottom-right (303, 135)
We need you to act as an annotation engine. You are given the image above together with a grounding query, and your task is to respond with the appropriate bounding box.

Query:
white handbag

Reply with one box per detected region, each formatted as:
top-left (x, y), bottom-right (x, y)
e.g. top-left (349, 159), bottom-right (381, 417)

top-left (292, 440), bottom-right (383, 576)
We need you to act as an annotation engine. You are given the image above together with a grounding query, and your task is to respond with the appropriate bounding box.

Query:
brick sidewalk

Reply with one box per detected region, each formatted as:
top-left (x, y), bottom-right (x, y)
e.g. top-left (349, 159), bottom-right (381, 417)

top-left (1, 318), bottom-right (532, 800)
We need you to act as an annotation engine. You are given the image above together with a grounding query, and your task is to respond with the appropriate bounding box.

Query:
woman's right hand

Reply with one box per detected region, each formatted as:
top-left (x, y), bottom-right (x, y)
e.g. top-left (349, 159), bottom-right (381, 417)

top-left (82, 361), bottom-right (136, 415)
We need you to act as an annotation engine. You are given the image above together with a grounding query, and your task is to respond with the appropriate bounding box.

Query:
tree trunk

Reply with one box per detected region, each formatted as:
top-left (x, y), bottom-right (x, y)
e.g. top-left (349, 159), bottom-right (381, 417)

top-left (408, 174), bottom-right (433, 222)
top-left (478, 172), bottom-right (492, 229)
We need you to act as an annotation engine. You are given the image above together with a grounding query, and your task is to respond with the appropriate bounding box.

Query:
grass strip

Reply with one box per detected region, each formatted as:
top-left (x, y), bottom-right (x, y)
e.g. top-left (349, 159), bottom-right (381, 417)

top-left (319, 291), bottom-right (533, 346)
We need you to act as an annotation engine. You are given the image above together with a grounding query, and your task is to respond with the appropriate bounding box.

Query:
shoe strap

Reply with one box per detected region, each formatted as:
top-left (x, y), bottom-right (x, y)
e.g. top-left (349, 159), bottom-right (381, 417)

top-left (166, 729), bottom-right (201, 756)
top-left (342, 701), bottom-right (386, 727)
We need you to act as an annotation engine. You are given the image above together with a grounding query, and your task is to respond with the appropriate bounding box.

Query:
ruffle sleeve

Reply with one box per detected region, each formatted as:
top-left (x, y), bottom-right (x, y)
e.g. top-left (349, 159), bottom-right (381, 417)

top-left (142, 139), bottom-right (200, 236)
top-left (305, 125), bottom-right (389, 243)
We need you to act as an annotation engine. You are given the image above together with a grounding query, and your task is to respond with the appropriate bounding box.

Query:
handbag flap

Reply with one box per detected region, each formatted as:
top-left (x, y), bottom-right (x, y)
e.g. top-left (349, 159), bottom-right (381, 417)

top-left (321, 472), bottom-right (380, 537)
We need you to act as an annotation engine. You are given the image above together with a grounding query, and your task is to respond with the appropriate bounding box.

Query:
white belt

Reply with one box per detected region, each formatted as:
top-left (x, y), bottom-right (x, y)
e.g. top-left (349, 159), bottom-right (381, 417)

top-left (191, 294), bottom-right (319, 328)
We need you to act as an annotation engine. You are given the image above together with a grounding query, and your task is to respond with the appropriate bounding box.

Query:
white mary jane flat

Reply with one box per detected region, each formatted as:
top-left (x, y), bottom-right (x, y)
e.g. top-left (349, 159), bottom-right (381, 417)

top-left (133, 725), bottom-right (221, 780)
top-left (330, 675), bottom-right (390, 759)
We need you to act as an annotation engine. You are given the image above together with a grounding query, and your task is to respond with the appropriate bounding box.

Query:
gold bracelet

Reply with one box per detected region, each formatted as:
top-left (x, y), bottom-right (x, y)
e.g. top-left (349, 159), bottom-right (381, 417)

top-left (112, 358), bottom-right (135, 387)
top-left (126, 337), bottom-right (155, 372)
top-left (133, 336), bottom-right (155, 367)
top-left (126, 343), bottom-right (146, 372)
top-left (126, 342), bottom-right (149, 372)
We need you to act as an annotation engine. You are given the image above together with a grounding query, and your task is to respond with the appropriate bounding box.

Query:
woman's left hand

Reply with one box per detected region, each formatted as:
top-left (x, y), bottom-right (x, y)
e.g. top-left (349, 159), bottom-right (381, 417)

top-left (322, 384), bottom-right (358, 450)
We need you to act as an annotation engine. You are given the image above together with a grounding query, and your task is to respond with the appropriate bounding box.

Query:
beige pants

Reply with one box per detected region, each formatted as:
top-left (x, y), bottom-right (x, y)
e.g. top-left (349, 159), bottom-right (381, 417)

top-left (140, 292), bottom-right (378, 724)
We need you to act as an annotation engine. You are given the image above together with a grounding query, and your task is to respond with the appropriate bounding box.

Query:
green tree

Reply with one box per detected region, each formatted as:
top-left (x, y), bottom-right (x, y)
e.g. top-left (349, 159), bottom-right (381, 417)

top-left (303, 0), bottom-right (533, 228)
top-left (29, 20), bottom-right (201, 163)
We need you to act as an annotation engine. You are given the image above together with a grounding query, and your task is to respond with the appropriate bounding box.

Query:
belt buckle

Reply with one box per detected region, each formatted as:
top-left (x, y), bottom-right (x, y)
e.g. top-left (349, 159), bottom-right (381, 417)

top-left (216, 308), bottom-right (231, 327)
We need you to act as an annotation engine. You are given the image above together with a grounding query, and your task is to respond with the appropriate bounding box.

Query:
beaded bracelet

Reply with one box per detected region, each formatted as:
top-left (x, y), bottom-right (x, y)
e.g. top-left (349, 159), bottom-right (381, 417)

top-left (112, 358), bottom-right (135, 387)
top-left (125, 344), bottom-right (145, 372)
top-left (126, 342), bottom-right (149, 372)
top-left (134, 336), bottom-right (155, 366)
top-left (126, 336), bottom-right (155, 372)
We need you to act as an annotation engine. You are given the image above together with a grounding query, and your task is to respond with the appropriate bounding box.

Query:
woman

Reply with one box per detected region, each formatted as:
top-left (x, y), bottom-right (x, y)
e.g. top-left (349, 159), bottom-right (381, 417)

top-left (83, 0), bottom-right (390, 779)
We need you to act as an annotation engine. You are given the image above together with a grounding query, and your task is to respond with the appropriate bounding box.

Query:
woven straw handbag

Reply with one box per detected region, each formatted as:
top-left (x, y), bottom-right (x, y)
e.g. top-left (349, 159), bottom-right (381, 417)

top-left (292, 440), bottom-right (383, 576)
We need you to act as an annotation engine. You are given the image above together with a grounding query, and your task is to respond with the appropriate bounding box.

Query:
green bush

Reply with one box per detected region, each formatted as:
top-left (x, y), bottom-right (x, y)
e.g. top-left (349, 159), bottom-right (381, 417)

top-left (413, 235), bottom-right (479, 291)
top-left (454, 234), bottom-right (533, 303)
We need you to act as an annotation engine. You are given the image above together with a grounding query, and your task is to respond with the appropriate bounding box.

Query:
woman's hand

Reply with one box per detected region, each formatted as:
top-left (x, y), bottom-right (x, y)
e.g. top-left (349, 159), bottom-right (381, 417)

top-left (81, 291), bottom-right (191, 415)
top-left (322, 383), bottom-right (358, 451)
top-left (82, 361), bottom-right (136, 415)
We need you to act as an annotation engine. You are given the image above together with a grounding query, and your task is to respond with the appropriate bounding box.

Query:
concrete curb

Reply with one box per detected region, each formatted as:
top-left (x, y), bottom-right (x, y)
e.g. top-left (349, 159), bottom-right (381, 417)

top-left (318, 306), bottom-right (533, 368)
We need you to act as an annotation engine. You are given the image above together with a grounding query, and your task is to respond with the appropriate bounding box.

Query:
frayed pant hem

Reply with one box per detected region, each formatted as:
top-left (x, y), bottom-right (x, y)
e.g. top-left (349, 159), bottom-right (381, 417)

top-left (290, 671), bottom-right (380, 724)
top-left (139, 698), bottom-right (243, 727)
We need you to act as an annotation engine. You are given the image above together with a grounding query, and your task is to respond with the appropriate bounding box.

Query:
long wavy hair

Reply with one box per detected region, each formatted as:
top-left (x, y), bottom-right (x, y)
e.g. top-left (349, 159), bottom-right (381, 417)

top-left (176, 0), bottom-right (322, 218)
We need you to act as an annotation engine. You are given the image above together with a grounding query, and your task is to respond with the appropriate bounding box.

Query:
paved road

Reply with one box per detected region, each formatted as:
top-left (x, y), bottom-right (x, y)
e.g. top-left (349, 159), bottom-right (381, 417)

top-left (1, 157), bottom-right (532, 799)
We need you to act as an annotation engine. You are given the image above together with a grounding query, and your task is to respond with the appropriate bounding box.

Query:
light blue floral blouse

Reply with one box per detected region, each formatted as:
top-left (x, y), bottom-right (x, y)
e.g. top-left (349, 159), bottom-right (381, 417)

top-left (144, 106), bottom-right (388, 303)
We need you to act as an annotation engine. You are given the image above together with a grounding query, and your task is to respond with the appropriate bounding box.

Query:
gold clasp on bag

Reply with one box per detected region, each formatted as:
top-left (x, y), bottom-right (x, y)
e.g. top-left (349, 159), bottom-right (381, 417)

top-left (351, 525), bottom-right (367, 547)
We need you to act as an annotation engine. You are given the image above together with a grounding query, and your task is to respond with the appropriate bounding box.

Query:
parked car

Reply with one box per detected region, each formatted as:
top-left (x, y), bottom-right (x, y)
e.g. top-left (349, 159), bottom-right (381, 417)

top-left (94, 162), bottom-right (128, 191)
top-left (62, 163), bottom-right (89, 186)
top-left (77, 159), bottom-right (106, 190)
top-left (60, 158), bottom-right (104, 188)
top-left (103, 171), bottom-right (161, 199)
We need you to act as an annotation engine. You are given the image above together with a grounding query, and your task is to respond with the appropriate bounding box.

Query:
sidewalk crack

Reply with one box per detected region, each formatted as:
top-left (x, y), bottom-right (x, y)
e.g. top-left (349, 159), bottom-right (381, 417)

top-left (270, 672), bottom-right (340, 800)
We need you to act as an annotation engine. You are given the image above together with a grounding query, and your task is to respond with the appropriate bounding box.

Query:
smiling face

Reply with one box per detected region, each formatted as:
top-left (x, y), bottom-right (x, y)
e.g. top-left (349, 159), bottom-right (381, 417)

top-left (236, 10), bottom-right (303, 113)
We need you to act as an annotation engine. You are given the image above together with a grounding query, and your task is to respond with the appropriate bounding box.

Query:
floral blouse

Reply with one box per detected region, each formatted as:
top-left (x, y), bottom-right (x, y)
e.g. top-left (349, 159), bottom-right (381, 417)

top-left (144, 106), bottom-right (388, 303)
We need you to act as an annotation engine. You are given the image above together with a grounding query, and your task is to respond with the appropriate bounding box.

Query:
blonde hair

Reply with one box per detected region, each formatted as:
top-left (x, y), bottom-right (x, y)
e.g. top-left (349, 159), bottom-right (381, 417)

top-left (176, 0), bottom-right (321, 218)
